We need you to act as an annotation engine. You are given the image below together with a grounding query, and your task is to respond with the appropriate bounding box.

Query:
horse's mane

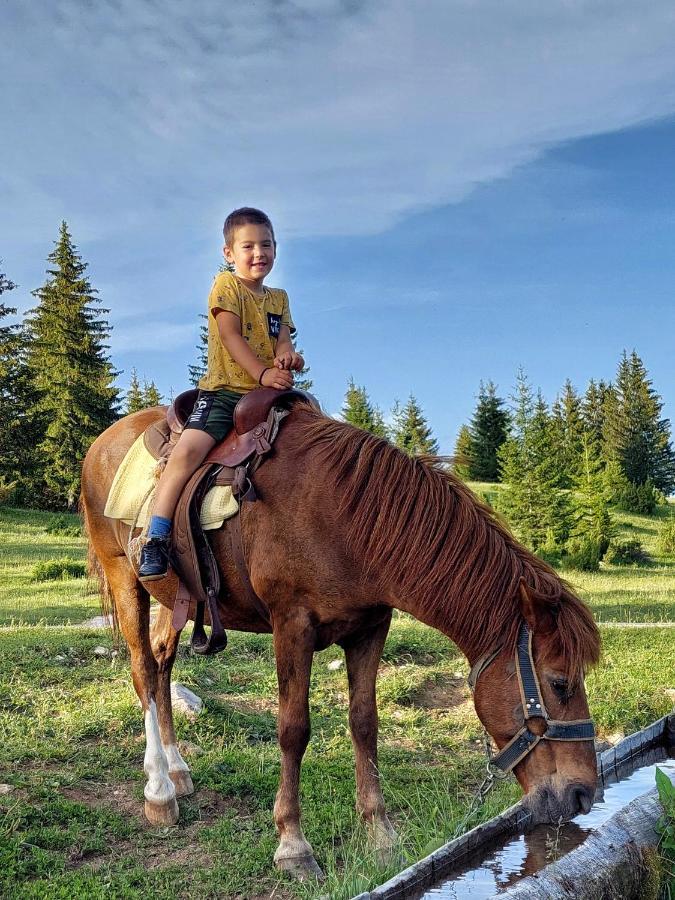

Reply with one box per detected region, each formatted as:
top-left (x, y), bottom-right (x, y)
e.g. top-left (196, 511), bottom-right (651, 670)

top-left (289, 406), bottom-right (600, 679)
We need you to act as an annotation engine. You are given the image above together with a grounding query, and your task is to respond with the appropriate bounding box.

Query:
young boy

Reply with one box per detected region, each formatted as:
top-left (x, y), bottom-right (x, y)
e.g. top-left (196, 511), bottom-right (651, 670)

top-left (138, 207), bottom-right (305, 580)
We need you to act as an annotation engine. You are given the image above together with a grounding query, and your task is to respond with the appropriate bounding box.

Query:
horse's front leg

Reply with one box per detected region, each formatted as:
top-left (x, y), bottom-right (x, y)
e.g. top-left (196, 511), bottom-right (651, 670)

top-left (150, 603), bottom-right (193, 797)
top-left (272, 609), bottom-right (323, 880)
top-left (342, 614), bottom-right (398, 863)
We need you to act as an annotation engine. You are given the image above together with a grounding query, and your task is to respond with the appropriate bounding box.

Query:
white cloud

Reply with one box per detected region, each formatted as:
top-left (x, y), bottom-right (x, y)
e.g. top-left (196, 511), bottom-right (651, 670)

top-left (3, 0), bottom-right (675, 246)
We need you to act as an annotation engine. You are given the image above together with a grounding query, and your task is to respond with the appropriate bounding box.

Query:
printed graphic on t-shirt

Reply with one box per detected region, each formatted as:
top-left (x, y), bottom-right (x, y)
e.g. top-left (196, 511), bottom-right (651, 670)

top-left (267, 312), bottom-right (282, 338)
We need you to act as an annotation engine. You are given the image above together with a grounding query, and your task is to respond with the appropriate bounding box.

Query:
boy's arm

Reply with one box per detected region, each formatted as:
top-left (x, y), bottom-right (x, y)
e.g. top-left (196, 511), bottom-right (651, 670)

top-left (215, 310), bottom-right (293, 389)
top-left (274, 325), bottom-right (305, 371)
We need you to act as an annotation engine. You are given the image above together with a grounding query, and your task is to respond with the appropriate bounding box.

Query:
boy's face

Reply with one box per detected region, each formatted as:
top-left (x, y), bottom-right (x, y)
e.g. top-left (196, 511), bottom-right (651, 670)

top-left (224, 224), bottom-right (276, 286)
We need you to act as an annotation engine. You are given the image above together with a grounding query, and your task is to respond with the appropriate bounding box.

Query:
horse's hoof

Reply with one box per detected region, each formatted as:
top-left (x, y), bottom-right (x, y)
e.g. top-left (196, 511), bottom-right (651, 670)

top-left (144, 797), bottom-right (179, 826)
top-left (169, 770), bottom-right (194, 797)
top-left (275, 854), bottom-right (325, 881)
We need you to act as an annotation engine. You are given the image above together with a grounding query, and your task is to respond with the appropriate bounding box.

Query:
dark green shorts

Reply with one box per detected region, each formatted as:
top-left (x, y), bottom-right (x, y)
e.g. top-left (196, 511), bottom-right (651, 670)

top-left (184, 389), bottom-right (243, 442)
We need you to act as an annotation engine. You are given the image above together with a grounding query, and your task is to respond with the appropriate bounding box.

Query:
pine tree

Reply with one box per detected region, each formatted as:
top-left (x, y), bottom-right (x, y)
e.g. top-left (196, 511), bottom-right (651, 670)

top-left (391, 394), bottom-right (438, 456)
top-left (125, 369), bottom-right (144, 414)
top-left (142, 379), bottom-right (163, 408)
top-left (498, 374), bottom-right (571, 553)
top-left (342, 379), bottom-right (387, 437)
top-left (0, 264), bottom-right (42, 500)
top-left (467, 380), bottom-right (509, 481)
top-left (24, 223), bottom-right (120, 508)
top-left (453, 425), bottom-right (473, 480)
top-left (603, 350), bottom-right (675, 496)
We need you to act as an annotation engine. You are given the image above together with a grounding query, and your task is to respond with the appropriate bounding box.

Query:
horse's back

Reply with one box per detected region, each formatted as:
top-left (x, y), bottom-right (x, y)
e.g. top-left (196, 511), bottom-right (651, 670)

top-left (81, 407), bottom-right (166, 517)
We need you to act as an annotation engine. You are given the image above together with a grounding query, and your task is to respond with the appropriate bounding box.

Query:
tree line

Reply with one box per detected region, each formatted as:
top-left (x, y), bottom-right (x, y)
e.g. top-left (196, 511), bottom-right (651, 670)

top-left (2, 222), bottom-right (674, 536)
top-left (346, 358), bottom-right (675, 569)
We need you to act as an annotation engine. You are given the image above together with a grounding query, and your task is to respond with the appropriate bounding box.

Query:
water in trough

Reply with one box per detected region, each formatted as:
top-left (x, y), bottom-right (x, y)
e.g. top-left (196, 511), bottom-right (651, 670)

top-left (414, 747), bottom-right (674, 899)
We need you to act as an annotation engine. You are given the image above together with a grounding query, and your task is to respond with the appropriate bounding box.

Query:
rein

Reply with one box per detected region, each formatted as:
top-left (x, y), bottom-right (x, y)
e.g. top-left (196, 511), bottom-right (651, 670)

top-left (468, 621), bottom-right (595, 775)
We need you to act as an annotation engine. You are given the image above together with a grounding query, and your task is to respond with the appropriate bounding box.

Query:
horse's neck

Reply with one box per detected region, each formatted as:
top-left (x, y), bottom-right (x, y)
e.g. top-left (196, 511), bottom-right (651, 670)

top-left (391, 593), bottom-right (479, 666)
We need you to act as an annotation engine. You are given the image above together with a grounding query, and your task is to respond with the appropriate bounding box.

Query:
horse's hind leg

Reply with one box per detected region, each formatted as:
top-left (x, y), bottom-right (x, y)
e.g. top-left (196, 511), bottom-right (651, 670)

top-left (150, 604), bottom-right (193, 797)
top-left (105, 556), bottom-right (179, 826)
top-left (341, 613), bottom-right (398, 863)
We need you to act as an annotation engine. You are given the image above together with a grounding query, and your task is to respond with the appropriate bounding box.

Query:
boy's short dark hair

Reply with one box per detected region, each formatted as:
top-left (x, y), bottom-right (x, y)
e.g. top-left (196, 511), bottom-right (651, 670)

top-left (223, 207), bottom-right (275, 247)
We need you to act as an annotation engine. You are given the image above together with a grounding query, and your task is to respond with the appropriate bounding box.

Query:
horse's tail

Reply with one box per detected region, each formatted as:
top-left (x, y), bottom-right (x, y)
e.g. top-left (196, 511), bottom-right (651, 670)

top-left (79, 495), bottom-right (118, 637)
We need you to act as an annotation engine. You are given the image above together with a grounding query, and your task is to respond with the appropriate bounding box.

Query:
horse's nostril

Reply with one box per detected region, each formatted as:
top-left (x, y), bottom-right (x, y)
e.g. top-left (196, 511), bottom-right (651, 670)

top-left (573, 785), bottom-right (594, 815)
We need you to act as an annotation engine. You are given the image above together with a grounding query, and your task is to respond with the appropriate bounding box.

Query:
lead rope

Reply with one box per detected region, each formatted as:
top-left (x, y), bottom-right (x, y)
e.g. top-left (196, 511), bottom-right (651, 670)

top-left (448, 732), bottom-right (511, 840)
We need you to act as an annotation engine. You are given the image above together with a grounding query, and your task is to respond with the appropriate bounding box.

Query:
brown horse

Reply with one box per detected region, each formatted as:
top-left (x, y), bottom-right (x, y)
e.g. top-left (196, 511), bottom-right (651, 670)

top-left (81, 402), bottom-right (600, 879)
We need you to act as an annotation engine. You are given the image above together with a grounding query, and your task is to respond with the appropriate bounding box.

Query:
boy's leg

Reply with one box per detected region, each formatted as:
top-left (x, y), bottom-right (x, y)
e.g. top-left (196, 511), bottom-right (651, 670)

top-left (139, 429), bottom-right (216, 580)
top-left (139, 389), bottom-right (239, 580)
top-left (152, 429), bottom-right (217, 521)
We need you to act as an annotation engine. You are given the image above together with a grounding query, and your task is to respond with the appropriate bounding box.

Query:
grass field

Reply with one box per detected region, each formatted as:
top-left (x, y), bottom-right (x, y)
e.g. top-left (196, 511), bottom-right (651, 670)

top-left (0, 500), bottom-right (673, 899)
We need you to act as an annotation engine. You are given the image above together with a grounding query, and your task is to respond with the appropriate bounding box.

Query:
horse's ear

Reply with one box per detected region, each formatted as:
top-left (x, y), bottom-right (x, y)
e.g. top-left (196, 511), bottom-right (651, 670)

top-left (519, 580), bottom-right (557, 634)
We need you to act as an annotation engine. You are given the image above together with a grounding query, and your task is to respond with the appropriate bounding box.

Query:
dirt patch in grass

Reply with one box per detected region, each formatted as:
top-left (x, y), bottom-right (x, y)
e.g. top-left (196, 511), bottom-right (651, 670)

top-left (405, 677), bottom-right (468, 709)
top-left (62, 781), bottom-right (239, 826)
top-left (215, 693), bottom-right (279, 716)
top-left (62, 780), bottom-right (145, 823)
top-left (62, 782), bottom-right (245, 871)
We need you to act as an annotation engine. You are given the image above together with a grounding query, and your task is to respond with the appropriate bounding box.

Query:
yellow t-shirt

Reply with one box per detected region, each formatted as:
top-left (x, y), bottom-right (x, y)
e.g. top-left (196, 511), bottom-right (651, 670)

top-left (199, 271), bottom-right (295, 393)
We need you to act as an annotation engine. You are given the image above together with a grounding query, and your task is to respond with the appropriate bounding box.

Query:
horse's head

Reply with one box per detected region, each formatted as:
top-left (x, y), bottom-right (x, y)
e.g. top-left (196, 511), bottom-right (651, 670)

top-left (471, 582), bottom-right (599, 825)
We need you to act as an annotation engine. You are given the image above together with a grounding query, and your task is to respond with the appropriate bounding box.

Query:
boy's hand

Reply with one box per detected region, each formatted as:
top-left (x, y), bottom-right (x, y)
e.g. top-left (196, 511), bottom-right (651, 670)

top-left (274, 350), bottom-right (305, 371)
top-left (260, 366), bottom-right (294, 390)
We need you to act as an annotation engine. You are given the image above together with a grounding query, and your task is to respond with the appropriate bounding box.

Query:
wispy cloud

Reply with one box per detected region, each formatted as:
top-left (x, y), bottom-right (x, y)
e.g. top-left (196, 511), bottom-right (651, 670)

top-left (3, 0), bottom-right (675, 251)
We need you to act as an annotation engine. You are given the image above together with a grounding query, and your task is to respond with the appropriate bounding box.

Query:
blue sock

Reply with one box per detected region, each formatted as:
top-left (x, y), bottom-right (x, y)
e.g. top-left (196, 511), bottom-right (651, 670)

top-left (147, 515), bottom-right (172, 540)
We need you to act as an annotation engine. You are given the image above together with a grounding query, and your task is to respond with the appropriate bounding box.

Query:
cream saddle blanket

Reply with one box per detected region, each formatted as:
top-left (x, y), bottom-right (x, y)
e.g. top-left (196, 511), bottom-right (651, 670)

top-left (104, 433), bottom-right (238, 531)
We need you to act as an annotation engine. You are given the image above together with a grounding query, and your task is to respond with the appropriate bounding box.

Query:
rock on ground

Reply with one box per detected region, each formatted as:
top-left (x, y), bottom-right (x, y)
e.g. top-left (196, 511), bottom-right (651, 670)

top-left (171, 683), bottom-right (204, 719)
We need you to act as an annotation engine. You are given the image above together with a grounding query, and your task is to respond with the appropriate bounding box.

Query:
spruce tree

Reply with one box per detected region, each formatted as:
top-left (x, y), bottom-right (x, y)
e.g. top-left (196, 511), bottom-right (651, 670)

top-left (603, 350), bottom-right (675, 496)
top-left (498, 374), bottom-right (571, 553)
top-left (142, 379), bottom-right (163, 408)
top-left (125, 369), bottom-right (144, 414)
top-left (291, 340), bottom-right (313, 393)
top-left (125, 370), bottom-right (162, 413)
top-left (391, 394), bottom-right (438, 456)
top-left (0, 264), bottom-right (42, 500)
top-left (549, 380), bottom-right (586, 487)
top-left (467, 380), bottom-right (509, 481)
top-left (25, 223), bottom-right (120, 508)
top-left (569, 433), bottom-right (614, 557)
top-left (453, 424), bottom-right (473, 480)
top-left (342, 379), bottom-right (387, 437)
top-left (188, 314), bottom-right (209, 387)
top-left (582, 379), bottom-right (613, 450)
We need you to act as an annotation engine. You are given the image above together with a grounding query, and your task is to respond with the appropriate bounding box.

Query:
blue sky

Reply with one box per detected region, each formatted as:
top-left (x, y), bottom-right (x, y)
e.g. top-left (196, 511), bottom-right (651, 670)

top-left (2, 1), bottom-right (675, 451)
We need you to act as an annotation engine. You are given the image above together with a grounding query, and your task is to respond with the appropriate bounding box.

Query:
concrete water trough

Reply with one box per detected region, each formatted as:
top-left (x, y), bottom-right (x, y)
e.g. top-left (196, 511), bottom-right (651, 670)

top-left (353, 714), bottom-right (675, 900)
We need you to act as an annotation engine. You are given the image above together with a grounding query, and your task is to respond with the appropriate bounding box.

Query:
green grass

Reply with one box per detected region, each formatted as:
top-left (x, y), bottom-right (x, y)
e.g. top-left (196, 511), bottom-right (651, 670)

top-left (0, 503), bottom-right (673, 899)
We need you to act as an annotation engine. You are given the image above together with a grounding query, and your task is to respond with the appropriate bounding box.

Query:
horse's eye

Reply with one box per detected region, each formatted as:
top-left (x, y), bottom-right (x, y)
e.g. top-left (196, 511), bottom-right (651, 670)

top-left (550, 678), bottom-right (571, 701)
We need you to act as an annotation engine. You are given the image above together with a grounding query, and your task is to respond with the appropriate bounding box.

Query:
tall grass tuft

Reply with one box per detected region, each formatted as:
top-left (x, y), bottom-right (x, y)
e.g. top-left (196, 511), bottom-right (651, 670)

top-left (31, 557), bottom-right (87, 582)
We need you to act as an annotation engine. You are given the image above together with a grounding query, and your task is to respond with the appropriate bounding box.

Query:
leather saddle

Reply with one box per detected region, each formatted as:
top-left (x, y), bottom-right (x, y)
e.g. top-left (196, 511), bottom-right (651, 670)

top-left (140, 387), bottom-right (319, 655)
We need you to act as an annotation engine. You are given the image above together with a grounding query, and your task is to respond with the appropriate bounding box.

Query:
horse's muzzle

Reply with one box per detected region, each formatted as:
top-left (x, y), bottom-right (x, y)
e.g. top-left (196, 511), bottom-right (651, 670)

top-left (524, 780), bottom-right (595, 824)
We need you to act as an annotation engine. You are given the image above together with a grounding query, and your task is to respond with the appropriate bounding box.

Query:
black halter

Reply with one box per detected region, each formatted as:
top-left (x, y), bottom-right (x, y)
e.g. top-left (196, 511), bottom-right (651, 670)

top-left (468, 621), bottom-right (596, 774)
